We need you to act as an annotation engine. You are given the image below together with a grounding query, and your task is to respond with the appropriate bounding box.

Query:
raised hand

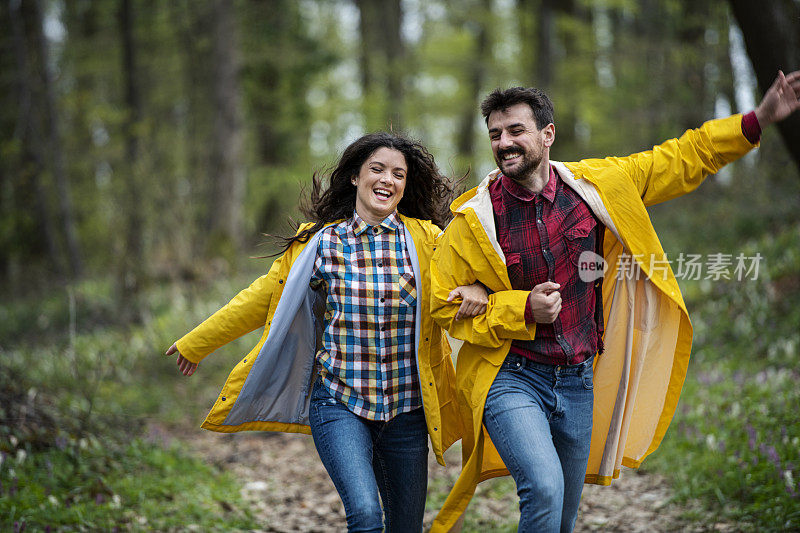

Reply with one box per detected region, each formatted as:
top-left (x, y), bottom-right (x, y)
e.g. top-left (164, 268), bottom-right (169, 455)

top-left (755, 70), bottom-right (800, 128)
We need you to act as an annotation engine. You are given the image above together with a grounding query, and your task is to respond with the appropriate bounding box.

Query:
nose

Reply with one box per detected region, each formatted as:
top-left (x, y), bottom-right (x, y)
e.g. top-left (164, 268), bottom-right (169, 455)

top-left (498, 131), bottom-right (514, 149)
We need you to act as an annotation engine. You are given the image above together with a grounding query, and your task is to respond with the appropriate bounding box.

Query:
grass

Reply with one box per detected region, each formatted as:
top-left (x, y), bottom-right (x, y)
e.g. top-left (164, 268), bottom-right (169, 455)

top-left (0, 269), bottom-right (269, 531)
top-left (1, 438), bottom-right (255, 531)
top-left (640, 222), bottom-right (800, 530)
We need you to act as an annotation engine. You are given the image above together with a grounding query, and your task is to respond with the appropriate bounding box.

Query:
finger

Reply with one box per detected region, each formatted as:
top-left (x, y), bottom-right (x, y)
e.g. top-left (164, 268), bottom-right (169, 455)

top-left (447, 288), bottom-right (463, 302)
top-left (166, 343), bottom-right (177, 356)
top-left (533, 281), bottom-right (560, 293)
top-left (785, 70), bottom-right (800, 83)
top-left (186, 363), bottom-right (197, 377)
top-left (546, 291), bottom-right (561, 305)
top-left (477, 304), bottom-right (487, 315)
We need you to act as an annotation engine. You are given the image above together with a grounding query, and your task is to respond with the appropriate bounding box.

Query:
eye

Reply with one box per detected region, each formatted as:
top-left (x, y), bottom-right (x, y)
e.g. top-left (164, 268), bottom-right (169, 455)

top-left (370, 166), bottom-right (381, 173)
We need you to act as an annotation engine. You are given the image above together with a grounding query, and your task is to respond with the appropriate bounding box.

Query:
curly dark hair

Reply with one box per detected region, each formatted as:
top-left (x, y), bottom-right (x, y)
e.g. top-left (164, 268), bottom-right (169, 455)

top-left (480, 87), bottom-right (554, 130)
top-left (275, 132), bottom-right (455, 254)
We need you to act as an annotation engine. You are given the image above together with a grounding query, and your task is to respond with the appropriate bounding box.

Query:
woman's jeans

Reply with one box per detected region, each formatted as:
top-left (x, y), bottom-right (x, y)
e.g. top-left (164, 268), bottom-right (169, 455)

top-left (308, 378), bottom-right (429, 533)
top-left (483, 353), bottom-right (594, 533)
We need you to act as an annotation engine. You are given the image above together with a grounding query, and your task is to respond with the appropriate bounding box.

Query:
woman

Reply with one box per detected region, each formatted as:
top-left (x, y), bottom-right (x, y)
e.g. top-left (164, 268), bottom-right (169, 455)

top-left (166, 132), bottom-right (486, 532)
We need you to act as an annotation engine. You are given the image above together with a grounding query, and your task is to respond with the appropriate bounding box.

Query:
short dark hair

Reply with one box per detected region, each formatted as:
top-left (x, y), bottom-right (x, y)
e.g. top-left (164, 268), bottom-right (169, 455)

top-left (480, 87), bottom-right (554, 130)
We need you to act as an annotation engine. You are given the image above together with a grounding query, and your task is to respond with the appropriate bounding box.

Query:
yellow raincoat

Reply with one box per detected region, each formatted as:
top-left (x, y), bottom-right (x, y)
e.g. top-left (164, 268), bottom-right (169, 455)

top-left (175, 215), bottom-right (464, 465)
top-left (429, 114), bottom-right (757, 530)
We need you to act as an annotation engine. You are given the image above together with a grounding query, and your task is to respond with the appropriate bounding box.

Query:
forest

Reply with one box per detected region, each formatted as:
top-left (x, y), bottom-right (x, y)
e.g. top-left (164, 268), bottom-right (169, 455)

top-left (1, 0), bottom-right (799, 530)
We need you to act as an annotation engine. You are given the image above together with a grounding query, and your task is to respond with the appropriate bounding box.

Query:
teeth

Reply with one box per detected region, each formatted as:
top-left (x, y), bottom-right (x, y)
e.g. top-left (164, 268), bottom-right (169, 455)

top-left (502, 153), bottom-right (521, 160)
top-left (374, 189), bottom-right (391, 198)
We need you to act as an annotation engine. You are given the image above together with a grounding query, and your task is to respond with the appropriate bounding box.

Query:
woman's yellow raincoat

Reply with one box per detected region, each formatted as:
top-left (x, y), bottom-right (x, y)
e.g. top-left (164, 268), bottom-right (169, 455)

top-left (175, 215), bottom-right (464, 465)
top-left (428, 114), bottom-right (757, 530)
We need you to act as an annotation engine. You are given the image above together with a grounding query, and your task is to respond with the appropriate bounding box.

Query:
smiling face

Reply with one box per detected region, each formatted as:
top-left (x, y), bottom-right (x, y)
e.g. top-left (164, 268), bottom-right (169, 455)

top-left (352, 146), bottom-right (408, 225)
top-left (487, 102), bottom-right (553, 183)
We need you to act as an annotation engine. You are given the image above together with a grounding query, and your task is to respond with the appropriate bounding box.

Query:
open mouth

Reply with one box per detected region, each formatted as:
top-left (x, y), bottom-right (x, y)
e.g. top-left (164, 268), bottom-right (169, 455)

top-left (500, 150), bottom-right (523, 164)
top-left (373, 188), bottom-right (393, 200)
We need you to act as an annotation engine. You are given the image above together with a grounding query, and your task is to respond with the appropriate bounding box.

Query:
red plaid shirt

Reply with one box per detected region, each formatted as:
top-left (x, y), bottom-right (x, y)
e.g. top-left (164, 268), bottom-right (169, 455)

top-left (490, 166), bottom-right (599, 365)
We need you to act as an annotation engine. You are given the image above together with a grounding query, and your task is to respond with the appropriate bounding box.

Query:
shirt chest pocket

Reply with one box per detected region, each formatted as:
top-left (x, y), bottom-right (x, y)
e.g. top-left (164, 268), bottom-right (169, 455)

top-left (563, 216), bottom-right (597, 265)
top-left (398, 272), bottom-right (417, 307)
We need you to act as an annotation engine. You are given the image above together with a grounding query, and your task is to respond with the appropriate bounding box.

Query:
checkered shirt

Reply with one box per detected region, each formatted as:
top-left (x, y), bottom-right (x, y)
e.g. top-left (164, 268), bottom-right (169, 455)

top-left (310, 211), bottom-right (421, 421)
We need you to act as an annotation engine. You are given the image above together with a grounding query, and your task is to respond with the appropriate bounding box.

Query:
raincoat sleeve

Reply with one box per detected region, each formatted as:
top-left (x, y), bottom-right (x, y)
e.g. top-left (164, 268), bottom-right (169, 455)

top-left (175, 253), bottom-right (285, 363)
top-left (604, 114), bottom-right (756, 207)
top-left (430, 215), bottom-right (536, 349)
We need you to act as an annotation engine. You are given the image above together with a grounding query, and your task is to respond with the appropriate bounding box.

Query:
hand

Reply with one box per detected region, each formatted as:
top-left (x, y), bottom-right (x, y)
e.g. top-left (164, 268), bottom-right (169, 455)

top-left (755, 70), bottom-right (800, 128)
top-left (528, 281), bottom-right (561, 323)
top-left (448, 283), bottom-right (489, 320)
top-left (166, 342), bottom-right (198, 377)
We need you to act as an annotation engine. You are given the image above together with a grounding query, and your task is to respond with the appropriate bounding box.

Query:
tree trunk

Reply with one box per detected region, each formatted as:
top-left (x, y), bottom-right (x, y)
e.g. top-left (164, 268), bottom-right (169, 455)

top-left (456, 0), bottom-right (491, 167)
top-left (383, 0), bottom-right (404, 127)
top-left (8, 0), bottom-right (66, 278)
top-left (118, 0), bottom-right (146, 316)
top-left (34, 0), bottom-right (84, 278)
top-left (356, 0), bottom-right (405, 129)
top-left (727, 0), bottom-right (800, 171)
top-left (207, 0), bottom-right (245, 256)
top-left (536, 0), bottom-right (556, 90)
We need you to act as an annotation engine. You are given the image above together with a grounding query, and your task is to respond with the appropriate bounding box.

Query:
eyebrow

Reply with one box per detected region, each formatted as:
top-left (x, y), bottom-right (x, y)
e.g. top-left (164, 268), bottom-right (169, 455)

top-left (369, 159), bottom-right (406, 173)
top-left (488, 122), bottom-right (526, 134)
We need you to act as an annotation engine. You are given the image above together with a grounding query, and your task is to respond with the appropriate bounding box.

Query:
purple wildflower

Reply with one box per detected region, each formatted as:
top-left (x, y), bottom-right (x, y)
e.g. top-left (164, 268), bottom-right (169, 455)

top-left (746, 425), bottom-right (757, 451)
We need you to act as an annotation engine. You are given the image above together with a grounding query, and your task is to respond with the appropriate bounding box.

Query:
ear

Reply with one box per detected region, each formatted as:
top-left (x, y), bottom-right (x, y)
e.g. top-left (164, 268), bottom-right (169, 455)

top-left (542, 123), bottom-right (555, 148)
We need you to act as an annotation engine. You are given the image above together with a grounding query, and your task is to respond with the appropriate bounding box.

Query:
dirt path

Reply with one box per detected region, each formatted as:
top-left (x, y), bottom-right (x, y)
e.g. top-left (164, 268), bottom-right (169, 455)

top-left (178, 430), bottom-right (730, 532)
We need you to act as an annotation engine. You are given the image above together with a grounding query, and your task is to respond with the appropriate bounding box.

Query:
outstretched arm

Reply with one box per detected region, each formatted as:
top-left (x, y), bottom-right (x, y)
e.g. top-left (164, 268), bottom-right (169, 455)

top-left (602, 70), bottom-right (800, 207)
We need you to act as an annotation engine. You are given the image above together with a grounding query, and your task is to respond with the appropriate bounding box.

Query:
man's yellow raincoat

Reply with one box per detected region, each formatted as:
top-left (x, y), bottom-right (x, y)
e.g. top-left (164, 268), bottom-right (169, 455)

top-left (175, 215), bottom-right (464, 465)
top-left (429, 114), bottom-right (757, 530)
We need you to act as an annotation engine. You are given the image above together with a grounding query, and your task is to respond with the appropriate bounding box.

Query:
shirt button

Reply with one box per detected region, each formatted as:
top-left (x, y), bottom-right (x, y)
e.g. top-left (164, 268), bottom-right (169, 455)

top-left (537, 219), bottom-right (542, 224)
top-left (381, 326), bottom-right (386, 331)
top-left (378, 262), bottom-right (383, 267)
top-left (373, 227), bottom-right (379, 233)
top-left (380, 297), bottom-right (385, 303)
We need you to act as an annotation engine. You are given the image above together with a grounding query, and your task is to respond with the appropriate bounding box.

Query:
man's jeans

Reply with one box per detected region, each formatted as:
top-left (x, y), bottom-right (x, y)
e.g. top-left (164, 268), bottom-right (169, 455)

top-left (483, 353), bottom-right (594, 533)
top-left (308, 378), bottom-right (429, 533)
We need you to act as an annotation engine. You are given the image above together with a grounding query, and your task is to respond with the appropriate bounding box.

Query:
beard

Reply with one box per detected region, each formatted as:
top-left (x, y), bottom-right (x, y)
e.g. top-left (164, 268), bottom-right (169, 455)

top-left (495, 147), bottom-right (542, 182)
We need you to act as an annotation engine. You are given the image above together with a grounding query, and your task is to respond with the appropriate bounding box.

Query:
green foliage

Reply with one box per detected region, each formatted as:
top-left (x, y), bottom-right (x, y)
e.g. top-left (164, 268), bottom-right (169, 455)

top-left (0, 437), bottom-right (256, 530)
top-left (0, 268), bottom-right (272, 529)
top-left (642, 222), bottom-right (800, 530)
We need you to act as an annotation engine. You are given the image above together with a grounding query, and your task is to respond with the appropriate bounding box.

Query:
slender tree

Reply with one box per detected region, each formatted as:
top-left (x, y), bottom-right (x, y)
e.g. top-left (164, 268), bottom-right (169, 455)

top-left (207, 0), bottom-right (245, 255)
top-left (456, 0), bottom-right (491, 168)
top-left (117, 0), bottom-right (145, 315)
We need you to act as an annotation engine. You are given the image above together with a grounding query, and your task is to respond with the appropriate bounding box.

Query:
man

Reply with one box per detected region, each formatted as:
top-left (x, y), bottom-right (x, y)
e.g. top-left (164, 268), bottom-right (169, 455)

top-left (430, 71), bottom-right (800, 532)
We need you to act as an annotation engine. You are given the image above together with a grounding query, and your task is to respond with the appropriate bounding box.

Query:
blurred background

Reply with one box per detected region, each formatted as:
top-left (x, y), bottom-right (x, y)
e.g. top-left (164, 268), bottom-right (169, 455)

top-left (1, 0), bottom-right (799, 530)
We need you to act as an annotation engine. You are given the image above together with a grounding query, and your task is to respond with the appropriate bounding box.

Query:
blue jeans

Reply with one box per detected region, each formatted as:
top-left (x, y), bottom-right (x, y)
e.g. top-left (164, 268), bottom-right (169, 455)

top-left (308, 378), bottom-right (429, 532)
top-left (483, 353), bottom-right (594, 533)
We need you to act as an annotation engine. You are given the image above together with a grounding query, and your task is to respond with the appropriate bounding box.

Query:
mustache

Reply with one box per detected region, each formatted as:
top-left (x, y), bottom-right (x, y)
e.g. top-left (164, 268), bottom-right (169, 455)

top-left (497, 147), bottom-right (524, 159)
